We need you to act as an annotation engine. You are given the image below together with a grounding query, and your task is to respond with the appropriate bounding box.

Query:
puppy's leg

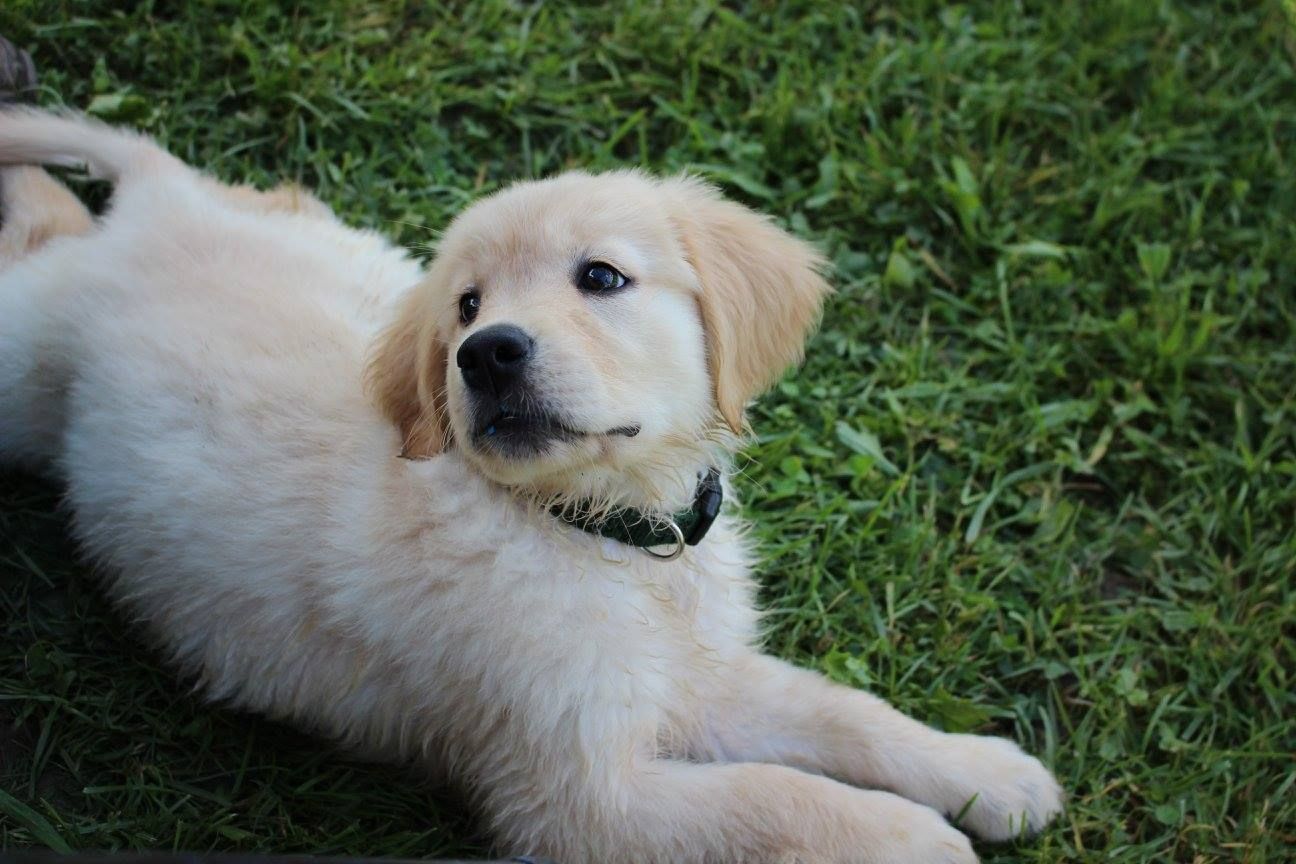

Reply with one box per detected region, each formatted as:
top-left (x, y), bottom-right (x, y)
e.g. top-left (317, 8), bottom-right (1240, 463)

top-left (695, 653), bottom-right (1063, 842)
top-left (0, 166), bottom-right (91, 467)
top-left (487, 752), bottom-right (976, 864)
top-left (0, 165), bottom-right (92, 264)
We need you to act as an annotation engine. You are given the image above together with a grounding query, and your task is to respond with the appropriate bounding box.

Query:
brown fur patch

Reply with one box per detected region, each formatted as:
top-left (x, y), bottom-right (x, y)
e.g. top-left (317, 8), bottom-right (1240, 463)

top-left (366, 283), bottom-right (451, 458)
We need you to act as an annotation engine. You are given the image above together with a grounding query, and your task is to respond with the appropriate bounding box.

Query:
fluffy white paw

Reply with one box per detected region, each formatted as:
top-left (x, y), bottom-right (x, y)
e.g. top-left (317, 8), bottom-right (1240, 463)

top-left (936, 734), bottom-right (1064, 841)
top-left (904, 815), bottom-right (978, 864)
top-left (857, 792), bottom-right (979, 864)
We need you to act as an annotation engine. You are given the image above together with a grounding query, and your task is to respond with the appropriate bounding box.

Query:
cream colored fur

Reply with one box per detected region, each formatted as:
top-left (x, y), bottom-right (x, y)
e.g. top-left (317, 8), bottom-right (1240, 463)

top-left (0, 111), bottom-right (1062, 863)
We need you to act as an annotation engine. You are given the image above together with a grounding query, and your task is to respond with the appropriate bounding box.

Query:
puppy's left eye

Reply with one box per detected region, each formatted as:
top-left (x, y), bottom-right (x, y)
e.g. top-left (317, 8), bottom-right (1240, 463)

top-left (577, 262), bottom-right (628, 294)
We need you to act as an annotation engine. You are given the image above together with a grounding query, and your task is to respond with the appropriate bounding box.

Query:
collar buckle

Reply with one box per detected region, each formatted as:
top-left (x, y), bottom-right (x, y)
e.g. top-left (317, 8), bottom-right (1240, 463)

top-left (682, 467), bottom-right (723, 546)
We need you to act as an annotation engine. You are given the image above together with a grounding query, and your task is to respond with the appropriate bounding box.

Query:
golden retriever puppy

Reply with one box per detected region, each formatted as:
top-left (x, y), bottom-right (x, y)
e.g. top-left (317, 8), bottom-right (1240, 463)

top-left (0, 111), bottom-right (1062, 863)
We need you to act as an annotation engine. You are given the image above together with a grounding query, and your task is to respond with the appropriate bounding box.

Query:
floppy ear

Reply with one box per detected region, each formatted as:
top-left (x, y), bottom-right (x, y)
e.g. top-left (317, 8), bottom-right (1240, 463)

top-left (366, 285), bottom-right (451, 458)
top-left (664, 177), bottom-right (832, 434)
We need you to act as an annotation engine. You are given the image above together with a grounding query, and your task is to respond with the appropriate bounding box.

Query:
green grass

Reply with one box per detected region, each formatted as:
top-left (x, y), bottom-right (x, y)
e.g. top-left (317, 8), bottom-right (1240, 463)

top-left (2, 1), bottom-right (1294, 861)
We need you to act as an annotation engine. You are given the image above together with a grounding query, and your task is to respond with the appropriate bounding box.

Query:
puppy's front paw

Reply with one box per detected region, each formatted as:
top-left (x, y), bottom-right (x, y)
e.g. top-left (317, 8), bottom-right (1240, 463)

top-left (898, 808), bottom-right (979, 864)
top-left (936, 734), bottom-right (1063, 841)
top-left (842, 791), bottom-right (978, 864)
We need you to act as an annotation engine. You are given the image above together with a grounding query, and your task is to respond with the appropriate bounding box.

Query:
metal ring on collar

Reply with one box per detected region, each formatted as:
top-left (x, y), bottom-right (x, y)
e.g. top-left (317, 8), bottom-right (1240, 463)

top-left (642, 519), bottom-right (686, 562)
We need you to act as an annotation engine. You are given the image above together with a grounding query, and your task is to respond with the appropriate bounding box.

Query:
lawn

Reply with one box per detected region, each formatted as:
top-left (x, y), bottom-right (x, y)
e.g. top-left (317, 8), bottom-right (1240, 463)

top-left (1, 1), bottom-right (1293, 861)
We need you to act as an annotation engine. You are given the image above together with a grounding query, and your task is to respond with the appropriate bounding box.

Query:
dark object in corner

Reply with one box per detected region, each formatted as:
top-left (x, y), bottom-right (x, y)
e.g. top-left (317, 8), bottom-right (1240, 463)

top-left (0, 34), bottom-right (38, 104)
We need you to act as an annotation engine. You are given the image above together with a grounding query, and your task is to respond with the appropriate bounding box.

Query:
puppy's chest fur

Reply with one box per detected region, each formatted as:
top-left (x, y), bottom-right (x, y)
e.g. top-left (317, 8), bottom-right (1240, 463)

top-left (268, 468), bottom-right (764, 772)
top-left (372, 459), bottom-right (763, 716)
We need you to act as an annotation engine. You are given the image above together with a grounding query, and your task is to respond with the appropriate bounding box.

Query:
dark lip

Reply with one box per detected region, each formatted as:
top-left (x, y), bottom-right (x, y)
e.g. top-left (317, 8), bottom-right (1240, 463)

top-left (475, 411), bottom-right (583, 442)
top-left (471, 410), bottom-right (640, 456)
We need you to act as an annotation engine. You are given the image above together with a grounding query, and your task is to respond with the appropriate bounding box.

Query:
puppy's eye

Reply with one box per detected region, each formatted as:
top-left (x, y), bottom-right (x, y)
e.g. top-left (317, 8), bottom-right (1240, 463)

top-left (459, 290), bottom-right (481, 325)
top-left (577, 262), bottom-right (628, 294)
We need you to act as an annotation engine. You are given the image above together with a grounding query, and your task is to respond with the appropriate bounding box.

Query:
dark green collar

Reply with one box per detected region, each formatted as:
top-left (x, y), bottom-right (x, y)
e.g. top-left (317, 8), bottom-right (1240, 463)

top-left (551, 468), bottom-right (723, 558)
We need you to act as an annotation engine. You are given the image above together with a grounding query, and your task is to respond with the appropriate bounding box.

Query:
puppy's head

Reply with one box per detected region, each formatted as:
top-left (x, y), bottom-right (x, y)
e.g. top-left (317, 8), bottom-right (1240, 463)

top-left (368, 171), bottom-right (830, 506)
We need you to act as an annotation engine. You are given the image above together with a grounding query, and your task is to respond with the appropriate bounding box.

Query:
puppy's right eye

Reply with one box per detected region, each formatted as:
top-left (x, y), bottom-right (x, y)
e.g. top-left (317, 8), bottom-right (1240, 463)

top-left (459, 290), bottom-right (481, 325)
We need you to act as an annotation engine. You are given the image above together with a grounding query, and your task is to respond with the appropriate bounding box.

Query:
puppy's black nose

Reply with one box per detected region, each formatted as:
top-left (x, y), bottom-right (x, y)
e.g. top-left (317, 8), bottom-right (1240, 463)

top-left (456, 324), bottom-right (534, 395)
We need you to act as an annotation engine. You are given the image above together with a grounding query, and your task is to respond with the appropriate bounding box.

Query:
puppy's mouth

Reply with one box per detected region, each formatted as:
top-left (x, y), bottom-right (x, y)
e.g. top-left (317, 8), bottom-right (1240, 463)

top-left (472, 409), bottom-right (639, 457)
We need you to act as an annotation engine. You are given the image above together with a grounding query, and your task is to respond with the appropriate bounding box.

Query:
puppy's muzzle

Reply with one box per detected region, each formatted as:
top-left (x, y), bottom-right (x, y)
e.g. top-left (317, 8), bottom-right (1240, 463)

top-left (457, 323), bottom-right (568, 455)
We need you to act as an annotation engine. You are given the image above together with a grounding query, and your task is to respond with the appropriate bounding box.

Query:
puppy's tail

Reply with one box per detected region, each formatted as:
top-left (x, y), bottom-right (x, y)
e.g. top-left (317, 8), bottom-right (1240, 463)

top-left (0, 107), bottom-right (183, 182)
